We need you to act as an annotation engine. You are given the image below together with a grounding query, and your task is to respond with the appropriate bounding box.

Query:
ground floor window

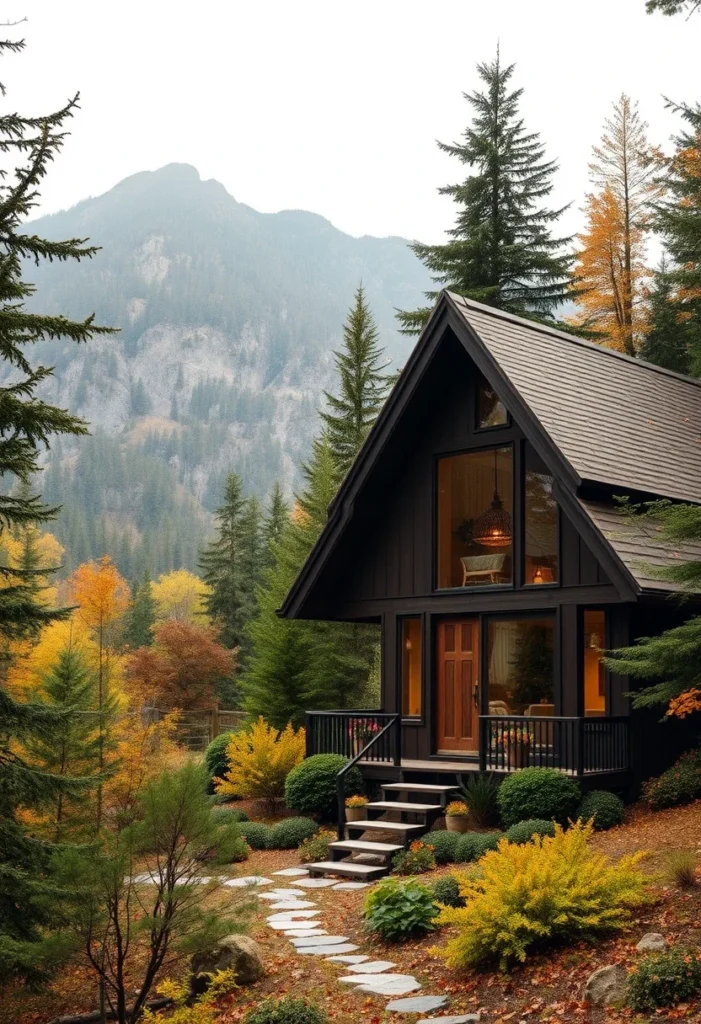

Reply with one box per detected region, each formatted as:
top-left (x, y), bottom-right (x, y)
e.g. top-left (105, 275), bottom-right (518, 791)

top-left (400, 617), bottom-right (422, 717)
top-left (486, 616), bottom-right (555, 716)
top-left (583, 609), bottom-right (607, 716)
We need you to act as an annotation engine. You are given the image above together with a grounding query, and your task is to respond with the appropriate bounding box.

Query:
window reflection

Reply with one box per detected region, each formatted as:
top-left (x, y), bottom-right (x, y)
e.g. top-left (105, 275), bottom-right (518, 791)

top-left (478, 375), bottom-right (508, 428)
top-left (524, 447), bottom-right (559, 585)
top-left (487, 617), bottom-right (555, 717)
top-left (401, 618), bottom-right (422, 717)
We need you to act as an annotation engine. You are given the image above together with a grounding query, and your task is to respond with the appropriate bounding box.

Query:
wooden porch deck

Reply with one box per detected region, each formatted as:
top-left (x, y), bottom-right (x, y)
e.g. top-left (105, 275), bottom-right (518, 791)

top-left (360, 757), bottom-right (480, 773)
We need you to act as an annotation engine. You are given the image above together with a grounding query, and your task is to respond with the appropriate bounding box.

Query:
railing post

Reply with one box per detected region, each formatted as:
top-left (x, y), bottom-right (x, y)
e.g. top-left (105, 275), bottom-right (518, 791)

top-left (393, 713), bottom-right (401, 767)
top-left (478, 717), bottom-right (486, 773)
top-left (305, 713), bottom-right (313, 758)
top-left (337, 773), bottom-right (345, 842)
top-left (576, 717), bottom-right (585, 778)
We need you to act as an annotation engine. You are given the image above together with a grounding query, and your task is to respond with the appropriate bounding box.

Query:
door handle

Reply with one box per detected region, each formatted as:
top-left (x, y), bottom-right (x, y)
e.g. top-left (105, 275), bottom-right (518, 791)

top-left (473, 681), bottom-right (479, 708)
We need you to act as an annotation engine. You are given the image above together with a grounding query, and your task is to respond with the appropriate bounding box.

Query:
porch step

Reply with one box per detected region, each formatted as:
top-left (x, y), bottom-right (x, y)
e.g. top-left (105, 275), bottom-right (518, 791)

top-left (330, 839), bottom-right (403, 859)
top-left (382, 783), bottom-right (459, 795)
top-left (306, 860), bottom-right (388, 880)
top-left (365, 800), bottom-right (443, 815)
top-left (345, 820), bottom-right (425, 844)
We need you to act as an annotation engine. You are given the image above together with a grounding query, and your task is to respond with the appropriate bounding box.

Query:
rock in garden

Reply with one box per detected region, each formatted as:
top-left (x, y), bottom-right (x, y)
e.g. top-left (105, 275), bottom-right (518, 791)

top-left (190, 934), bottom-right (264, 994)
top-left (417, 1016), bottom-right (480, 1024)
top-left (386, 995), bottom-right (448, 1013)
top-left (636, 932), bottom-right (667, 952)
top-left (582, 964), bottom-right (627, 1006)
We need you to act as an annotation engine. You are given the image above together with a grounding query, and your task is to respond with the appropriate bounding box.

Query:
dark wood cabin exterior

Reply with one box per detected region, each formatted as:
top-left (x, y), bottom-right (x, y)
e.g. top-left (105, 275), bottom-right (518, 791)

top-left (280, 293), bottom-right (701, 796)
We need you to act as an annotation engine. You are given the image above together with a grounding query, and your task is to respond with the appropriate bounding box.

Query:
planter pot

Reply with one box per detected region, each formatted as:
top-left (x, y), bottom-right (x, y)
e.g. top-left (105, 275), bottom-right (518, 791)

top-left (507, 741), bottom-right (531, 769)
top-left (345, 806), bottom-right (367, 822)
top-left (445, 814), bottom-right (471, 833)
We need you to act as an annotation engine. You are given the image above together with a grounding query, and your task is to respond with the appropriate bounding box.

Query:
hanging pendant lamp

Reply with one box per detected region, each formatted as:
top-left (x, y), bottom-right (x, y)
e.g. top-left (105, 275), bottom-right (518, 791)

top-left (473, 448), bottom-right (512, 548)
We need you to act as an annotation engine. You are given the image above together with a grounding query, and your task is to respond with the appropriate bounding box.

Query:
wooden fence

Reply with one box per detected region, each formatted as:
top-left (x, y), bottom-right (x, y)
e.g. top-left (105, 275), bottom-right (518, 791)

top-left (144, 707), bottom-right (246, 751)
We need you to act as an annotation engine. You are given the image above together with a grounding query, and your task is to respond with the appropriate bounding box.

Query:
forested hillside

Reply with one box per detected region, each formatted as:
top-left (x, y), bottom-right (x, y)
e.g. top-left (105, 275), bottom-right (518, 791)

top-left (22, 163), bottom-right (429, 578)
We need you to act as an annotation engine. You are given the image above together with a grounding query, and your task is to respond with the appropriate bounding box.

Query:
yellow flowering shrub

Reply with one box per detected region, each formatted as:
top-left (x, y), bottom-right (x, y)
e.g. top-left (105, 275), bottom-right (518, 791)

top-left (143, 970), bottom-right (237, 1024)
top-left (215, 717), bottom-right (305, 804)
top-left (437, 821), bottom-right (648, 970)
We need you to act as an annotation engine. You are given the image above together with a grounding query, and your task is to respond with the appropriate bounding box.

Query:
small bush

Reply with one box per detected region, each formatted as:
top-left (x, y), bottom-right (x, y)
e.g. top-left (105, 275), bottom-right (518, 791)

top-left (237, 821), bottom-right (271, 850)
top-left (455, 831), bottom-right (504, 863)
top-left (432, 873), bottom-right (465, 908)
top-left (345, 794), bottom-right (367, 808)
top-left (392, 840), bottom-right (436, 875)
top-left (667, 850), bottom-right (698, 889)
top-left (427, 830), bottom-right (459, 864)
top-left (438, 821), bottom-right (647, 970)
top-left (244, 996), bottom-right (328, 1024)
top-left (364, 877), bottom-right (439, 942)
top-left (458, 772), bottom-right (500, 826)
top-left (215, 718), bottom-right (306, 807)
top-left (212, 806), bottom-right (249, 824)
top-left (628, 948), bottom-right (701, 1011)
top-left (505, 819), bottom-right (556, 845)
top-left (576, 790), bottom-right (624, 831)
top-left (497, 767), bottom-right (581, 828)
top-left (643, 748), bottom-right (701, 810)
top-left (267, 817), bottom-right (319, 850)
top-left (284, 755), bottom-right (364, 819)
top-left (215, 828), bottom-right (250, 863)
top-left (298, 828), bottom-right (336, 863)
top-left (204, 730), bottom-right (236, 789)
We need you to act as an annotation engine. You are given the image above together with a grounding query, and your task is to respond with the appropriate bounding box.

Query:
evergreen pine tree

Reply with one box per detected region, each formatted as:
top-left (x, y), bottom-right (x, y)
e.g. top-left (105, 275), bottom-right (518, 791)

top-left (322, 286), bottom-right (392, 478)
top-left (397, 50), bottom-right (572, 333)
top-left (122, 570), bottom-right (156, 649)
top-left (646, 0), bottom-right (700, 14)
top-left (263, 483), bottom-right (288, 568)
top-left (639, 260), bottom-right (692, 373)
top-left (0, 33), bottom-right (112, 983)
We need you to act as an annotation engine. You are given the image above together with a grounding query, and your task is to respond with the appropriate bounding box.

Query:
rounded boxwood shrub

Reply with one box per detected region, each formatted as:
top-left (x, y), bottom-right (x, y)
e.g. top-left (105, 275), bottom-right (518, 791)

top-left (427, 829), bottom-right (460, 864)
top-left (576, 790), bottom-right (625, 831)
top-left (497, 768), bottom-right (581, 828)
top-left (237, 821), bottom-right (271, 850)
top-left (284, 755), bottom-right (364, 819)
top-left (432, 873), bottom-right (465, 908)
top-left (642, 748), bottom-right (701, 810)
top-left (212, 806), bottom-right (249, 824)
top-left (267, 816), bottom-right (319, 850)
top-left (204, 730), bottom-right (235, 789)
top-left (505, 819), bottom-right (556, 845)
top-left (455, 831), bottom-right (504, 863)
top-left (245, 996), bottom-right (328, 1024)
top-left (628, 949), bottom-right (701, 1011)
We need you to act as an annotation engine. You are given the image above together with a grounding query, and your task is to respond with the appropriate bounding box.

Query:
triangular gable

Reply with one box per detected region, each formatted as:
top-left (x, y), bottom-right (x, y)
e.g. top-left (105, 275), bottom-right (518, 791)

top-left (280, 293), bottom-right (642, 618)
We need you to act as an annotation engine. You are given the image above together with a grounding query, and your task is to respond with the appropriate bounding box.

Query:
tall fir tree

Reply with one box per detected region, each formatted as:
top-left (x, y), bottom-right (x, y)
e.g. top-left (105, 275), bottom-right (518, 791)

top-left (0, 32), bottom-right (112, 983)
top-left (397, 50), bottom-right (572, 333)
top-left (237, 493), bottom-right (264, 661)
top-left (322, 286), bottom-right (392, 479)
top-left (198, 473), bottom-right (247, 650)
top-left (639, 260), bottom-right (692, 373)
top-left (122, 570), bottom-right (156, 649)
top-left (263, 482), bottom-right (288, 569)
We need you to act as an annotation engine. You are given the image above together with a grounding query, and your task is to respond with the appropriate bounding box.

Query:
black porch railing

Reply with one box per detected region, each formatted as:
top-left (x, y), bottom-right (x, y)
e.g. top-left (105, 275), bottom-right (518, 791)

top-left (479, 715), bottom-right (629, 776)
top-left (305, 710), bottom-right (400, 765)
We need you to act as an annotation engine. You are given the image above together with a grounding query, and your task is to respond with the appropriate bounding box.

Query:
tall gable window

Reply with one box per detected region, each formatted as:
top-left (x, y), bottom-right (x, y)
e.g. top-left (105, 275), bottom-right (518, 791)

top-left (524, 446), bottom-right (559, 585)
top-left (437, 446), bottom-right (513, 589)
top-left (400, 617), bottom-right (423, 718)
top-left (478, 374), bottom-right (508, 428)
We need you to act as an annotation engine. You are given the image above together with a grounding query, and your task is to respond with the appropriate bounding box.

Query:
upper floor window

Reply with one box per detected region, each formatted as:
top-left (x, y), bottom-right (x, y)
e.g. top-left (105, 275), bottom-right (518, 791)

top-left (478, 375), bottom-right (508, 428)
top-left (524, 447), bottom-right (559, 585)
top-left (437, 446), bottom-right (513, 589)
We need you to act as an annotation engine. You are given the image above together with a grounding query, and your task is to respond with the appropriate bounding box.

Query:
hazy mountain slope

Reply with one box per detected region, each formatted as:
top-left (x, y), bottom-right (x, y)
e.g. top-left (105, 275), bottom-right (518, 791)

top-left (22, 164), bottom-right (430, 577)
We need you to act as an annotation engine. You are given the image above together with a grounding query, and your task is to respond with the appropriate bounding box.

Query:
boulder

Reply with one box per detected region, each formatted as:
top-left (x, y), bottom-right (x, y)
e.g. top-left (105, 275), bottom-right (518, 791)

top-left (582, 964), bottom-right (627, 1006)
top-left (636, 932), bottom-right (667, 953)
top-left (190, 934), bottom-right (264, 994)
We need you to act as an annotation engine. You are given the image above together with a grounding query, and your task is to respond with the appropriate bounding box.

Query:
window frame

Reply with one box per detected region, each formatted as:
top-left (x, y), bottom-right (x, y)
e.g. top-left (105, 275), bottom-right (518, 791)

top-left (398, 614), bottom-right (424, 722)
top-left (579, 607), bottom-right (610, 718)
top-left (521, 442), bottom-right (561, 591)
top-left (481, 610), bottom-right (559, 717)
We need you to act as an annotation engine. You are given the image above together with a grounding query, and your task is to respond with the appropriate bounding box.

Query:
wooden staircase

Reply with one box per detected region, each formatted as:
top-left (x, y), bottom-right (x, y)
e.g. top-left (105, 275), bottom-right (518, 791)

top-left (306, 782), bottom-right (458, 880)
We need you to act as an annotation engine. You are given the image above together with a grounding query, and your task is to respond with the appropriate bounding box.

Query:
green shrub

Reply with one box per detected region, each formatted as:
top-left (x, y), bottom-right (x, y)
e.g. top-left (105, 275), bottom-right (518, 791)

top-left (212, 806), bottom-right (250, 824)
top-left (455, 831), bottom-right (504, 863)
top-left (392, 841), bottom-right (436, 875)
top-left (426, 830), bottom-right (459, 864)
top-left (267, 817), bottom-right (318, 850)
top-left (432, 873), bottom-right (465, 908)
top-left (458, 772), bottom-right (500, 826)
top-left (497, 768), bottom-right (581, 828)
top-left (204, 730), bottom-right (236, 788)
top-left (576, 790), bottom-right (625, 831)
top-left (298, 828), bottom-right (336, 863)
top-left (505, 819), bottom-right (556, 845)
top-left (237, 821), bottom-right (271, 850)
top-left (214, 827), bottom-right (250, 863)
top-left (643, 748), bottom-right (701, 810)
top-left (628, 948), bottom-right (701, 1011)
top-left (284, 755), bottom-right (364, 819)
top-left (363, 877), bottom-right (439, 942)
top-left (244, 996), bottom-right (328, 1024)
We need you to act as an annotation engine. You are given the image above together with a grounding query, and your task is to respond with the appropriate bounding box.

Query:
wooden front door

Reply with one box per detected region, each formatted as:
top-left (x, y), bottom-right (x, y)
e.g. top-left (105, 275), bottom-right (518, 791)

top-left (436, 619), bottom-right (479, 753)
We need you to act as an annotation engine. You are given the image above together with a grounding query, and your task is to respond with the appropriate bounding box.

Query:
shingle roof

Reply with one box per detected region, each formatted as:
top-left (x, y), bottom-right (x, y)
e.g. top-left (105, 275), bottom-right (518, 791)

top-left (449, 293), bottom-right (701, 504)
top-left (580, 499), bottom-right (701, 593)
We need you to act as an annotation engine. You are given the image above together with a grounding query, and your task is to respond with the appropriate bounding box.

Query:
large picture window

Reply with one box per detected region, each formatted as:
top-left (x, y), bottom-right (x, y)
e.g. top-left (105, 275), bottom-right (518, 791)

top-left (524, 446), bottom-right (559, 585)
top-left (487, 616), bottom-right (555, 716)
top-left (437, 447), bottom-right (513, 589)
top-left (400, 618), bottom-right (423, 718)
top-left (583, 610), bottom-right (606, 716)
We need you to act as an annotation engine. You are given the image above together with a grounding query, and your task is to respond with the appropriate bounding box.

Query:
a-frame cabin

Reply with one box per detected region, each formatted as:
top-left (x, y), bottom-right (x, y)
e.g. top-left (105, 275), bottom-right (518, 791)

top-left (281, 292), bottom-right (701, 804)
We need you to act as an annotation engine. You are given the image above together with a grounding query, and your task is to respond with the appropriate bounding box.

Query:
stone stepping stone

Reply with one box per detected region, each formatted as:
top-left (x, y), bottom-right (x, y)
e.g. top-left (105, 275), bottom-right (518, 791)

top-left (283, 929), bottom-right (328, 938)
top-left (268, 919), bottom-right (322, 930)
top-left (224, 876), bottom-right (273, 888)
top-left (331, 881), bottom-right (371, 890)
top-left (290, 935), bottom-right (349, 947)
top-left (341, 974), bottom-right (422, 996)
top-left (267, 910), bottom-right (321, 923)
top-left (267, 900), bottom-right (317, 910)
top-left (274, 867), bottom-right (310, 877)
top-left (295, 877), bottom-right (337, 888)
top-left (326, 954), bottom-right (369, 964)
top-left (296, 943), bottom-right (359, 956)
top-left (259, 889), bottom-right (307, 900)
top-left (417, 1016), bottom-right (480, 1024)
top-left (387, 996), bottom-right (448, 1014)
top-left (345, 960), bottom-right (396, 974)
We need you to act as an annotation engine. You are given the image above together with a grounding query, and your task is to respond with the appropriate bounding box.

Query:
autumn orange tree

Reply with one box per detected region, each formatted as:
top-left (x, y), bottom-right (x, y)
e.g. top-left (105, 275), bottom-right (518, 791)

top-left (572, 95), bottom-right (660, 354)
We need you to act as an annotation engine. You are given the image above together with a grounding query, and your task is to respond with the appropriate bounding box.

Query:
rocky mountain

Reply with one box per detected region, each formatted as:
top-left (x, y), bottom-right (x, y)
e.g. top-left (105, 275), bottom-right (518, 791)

top-left (23, 163), bottom-right (430, 578)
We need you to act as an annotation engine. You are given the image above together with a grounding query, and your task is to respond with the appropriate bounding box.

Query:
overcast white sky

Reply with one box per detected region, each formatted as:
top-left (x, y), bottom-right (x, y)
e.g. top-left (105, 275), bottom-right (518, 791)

top-left (8, 0), bottom-right (701, 244)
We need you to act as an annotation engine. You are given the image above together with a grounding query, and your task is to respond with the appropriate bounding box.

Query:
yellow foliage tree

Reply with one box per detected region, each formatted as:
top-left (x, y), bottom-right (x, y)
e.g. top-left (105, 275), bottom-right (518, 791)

top-left (151, 569), bottom-right (212, 625)
top-left (438, 821), bottom-right (648, 969)
top-left (215, 717), bottom-right (305, 805)
top-left (104, 705), bottom-right (184, 823)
